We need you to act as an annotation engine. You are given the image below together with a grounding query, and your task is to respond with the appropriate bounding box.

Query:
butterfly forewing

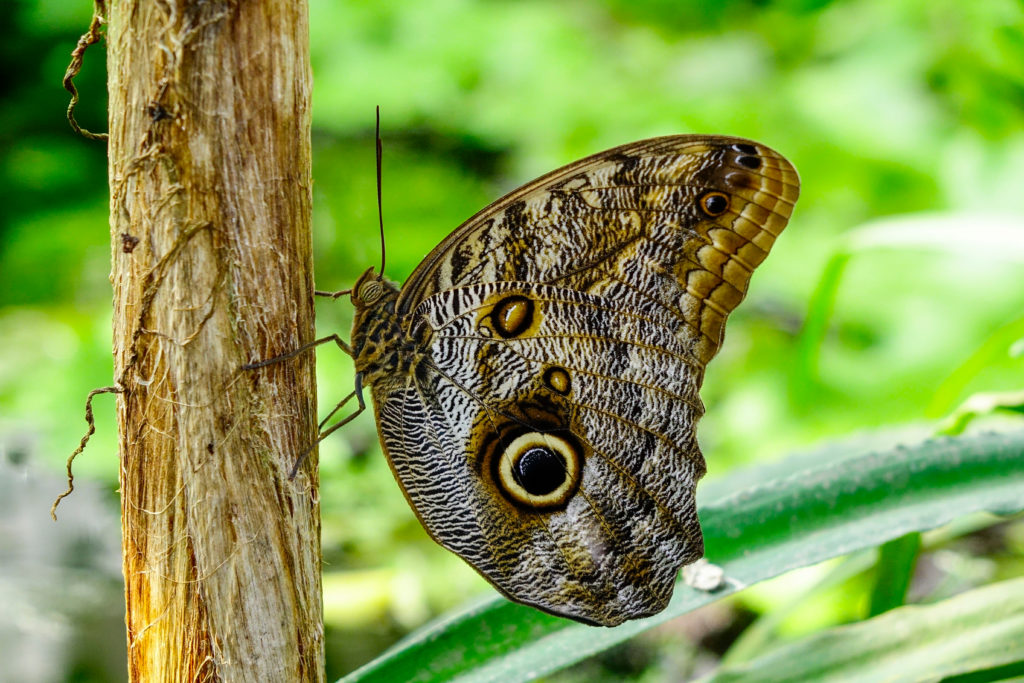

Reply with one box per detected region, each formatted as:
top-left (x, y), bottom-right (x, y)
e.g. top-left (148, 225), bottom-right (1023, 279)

top-left (365, 135), bottom-right (799, 626)
top-left (397, 135), bottom-right (798, 361)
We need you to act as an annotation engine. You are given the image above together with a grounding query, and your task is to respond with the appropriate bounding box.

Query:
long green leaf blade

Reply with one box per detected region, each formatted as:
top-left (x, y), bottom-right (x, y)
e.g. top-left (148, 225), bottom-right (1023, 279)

top-left (701, 576), bottom-right (1024, 683)
top-left (340, 430), bottom-right (1024, 683)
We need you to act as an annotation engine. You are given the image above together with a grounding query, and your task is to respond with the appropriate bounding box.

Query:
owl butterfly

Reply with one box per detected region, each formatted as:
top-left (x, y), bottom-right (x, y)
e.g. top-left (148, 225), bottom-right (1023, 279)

top-left (259, 135), bottom-right (799, 626)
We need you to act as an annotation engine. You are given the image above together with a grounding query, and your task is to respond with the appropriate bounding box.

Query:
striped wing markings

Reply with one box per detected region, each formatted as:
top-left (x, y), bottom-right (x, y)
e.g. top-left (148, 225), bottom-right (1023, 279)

top-left (412, 357), bottom-right (625, 606)
top-left (418, 353), bottom-right (701, 552)
top-left (435, 331), bottom-right (700, 455)
top-left (432, 161), bottom-right (794, 309)
top-left (452, 338), bottom-right (703, 414)
top-left (421, 218), bottom-right (772, 351)
top-left (423, 290), bottom-right (704, 370)
top-left (416, 289), bottom-right (702, 540)
top-left (439, 333), bottom-right (703, 416)
top-left (396, 135), bottom-right (798, 316)
top-left (576, 163), bottom-right (799, 216)
top-left (432, 198), bottom-right (772, 325)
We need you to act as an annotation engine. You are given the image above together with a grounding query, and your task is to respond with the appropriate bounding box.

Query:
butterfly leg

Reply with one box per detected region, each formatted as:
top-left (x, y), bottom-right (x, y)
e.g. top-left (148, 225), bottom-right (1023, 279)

top-left (289, 388), bottom-right (366, 480)
top-left (318, 389), bottom-right (360, 431)
top-left (314, 288), bottom-right (352, 299)
top-left (241, 334), bottom-right (352, 370)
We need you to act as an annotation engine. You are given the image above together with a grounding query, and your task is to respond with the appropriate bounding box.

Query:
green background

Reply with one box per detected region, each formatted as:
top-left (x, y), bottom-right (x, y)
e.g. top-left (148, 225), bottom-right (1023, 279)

top-left (1, 0), bottom-right (1022, 680)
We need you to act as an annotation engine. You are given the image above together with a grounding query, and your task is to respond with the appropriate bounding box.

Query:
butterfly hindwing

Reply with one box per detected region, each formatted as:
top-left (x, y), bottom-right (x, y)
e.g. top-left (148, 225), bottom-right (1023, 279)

top-left (375, 282), bottom-right (705, 625)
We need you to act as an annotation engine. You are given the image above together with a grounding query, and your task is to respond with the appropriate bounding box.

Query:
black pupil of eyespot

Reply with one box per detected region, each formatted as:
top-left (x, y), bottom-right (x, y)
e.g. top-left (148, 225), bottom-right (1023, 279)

top-left (513, 447), bottom-right (566, 496)
top-left (704, 194), bottom-right (727, 214)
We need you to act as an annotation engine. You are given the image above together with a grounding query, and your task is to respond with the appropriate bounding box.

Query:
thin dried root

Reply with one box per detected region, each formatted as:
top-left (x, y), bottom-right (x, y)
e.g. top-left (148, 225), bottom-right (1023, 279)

top-left (51, 385), bottom-right (122, 521)
top-left (64, 1), bottom-right (108, 141)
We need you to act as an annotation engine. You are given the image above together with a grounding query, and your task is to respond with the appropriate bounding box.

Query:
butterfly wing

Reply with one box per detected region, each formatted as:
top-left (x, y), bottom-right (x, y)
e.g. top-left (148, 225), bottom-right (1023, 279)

top-left (375, 135), bottom-right (799, 625)
top-left (397, 135), bottom-right (798, 365)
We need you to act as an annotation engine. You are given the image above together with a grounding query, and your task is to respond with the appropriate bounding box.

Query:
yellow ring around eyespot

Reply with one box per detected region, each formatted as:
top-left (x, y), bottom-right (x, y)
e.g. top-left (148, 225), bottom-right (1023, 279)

top-left (699, 190), bottom-right (730, 217)
top-left (496, 432), bottom-right (581, 509)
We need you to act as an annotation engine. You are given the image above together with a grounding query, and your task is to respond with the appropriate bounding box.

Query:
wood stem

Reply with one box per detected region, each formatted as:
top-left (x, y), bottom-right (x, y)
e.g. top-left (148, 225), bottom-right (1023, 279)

top-left (106, 1), bottom-right (323, 679)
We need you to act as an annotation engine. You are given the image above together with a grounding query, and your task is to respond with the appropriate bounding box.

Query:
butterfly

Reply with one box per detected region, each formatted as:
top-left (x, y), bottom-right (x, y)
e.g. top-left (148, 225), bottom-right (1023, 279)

top-left (255, 135), bottom-right (799, 626)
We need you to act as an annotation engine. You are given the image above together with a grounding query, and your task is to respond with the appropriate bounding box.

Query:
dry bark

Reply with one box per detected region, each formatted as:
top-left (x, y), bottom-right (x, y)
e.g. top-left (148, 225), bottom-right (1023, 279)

top-left (105, 1), bottom-right (323, 679)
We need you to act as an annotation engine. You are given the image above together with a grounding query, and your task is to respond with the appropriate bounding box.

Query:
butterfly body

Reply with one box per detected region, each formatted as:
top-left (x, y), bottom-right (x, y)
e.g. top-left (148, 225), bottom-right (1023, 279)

top-left (345, 135), bottom-right (799, 626)
top-left (349, 274), bottom-right (414, 384)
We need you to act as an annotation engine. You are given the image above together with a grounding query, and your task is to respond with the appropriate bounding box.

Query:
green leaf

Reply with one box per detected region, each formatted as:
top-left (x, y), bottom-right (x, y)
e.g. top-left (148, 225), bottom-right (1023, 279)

top-left (790, 249), bottom-right (850, 407)
top-left (843, 213), bottom-right (1024, 260)
top-left (792, 213), bottom-right (1024, 412)
top-left (701, 576), bottom-right (1024, 683)
top-left (720, 550), bottom-right (878, 666)
top-left (867, 532), bottom-right (920, 617)
top-left (927, 315), bottom-right (1024, 418)
top-left (939, 390), bottom-right (1024, 437)
top-left (340, 430), bottom-right (1024, 683)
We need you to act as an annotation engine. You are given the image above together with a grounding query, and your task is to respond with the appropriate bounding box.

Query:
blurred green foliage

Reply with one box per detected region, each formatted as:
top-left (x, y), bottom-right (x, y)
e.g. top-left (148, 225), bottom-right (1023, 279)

top-left (1, 0), bottom-right (1022, 680)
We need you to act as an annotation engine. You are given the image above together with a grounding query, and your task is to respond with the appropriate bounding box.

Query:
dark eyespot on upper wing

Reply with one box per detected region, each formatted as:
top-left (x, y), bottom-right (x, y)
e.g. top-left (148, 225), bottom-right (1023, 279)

top-left (396, 135), bottom-right (799, 365)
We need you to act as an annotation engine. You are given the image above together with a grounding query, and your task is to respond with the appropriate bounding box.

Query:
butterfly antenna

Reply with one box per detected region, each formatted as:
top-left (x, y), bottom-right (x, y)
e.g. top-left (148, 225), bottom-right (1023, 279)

top-left (376, 105), bottom-right (386, 276)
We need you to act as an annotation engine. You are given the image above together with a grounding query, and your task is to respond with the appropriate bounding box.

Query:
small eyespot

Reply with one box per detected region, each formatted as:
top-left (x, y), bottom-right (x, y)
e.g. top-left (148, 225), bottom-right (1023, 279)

top-left (491, 295), bottom-right (535, 338)
top-left (358, 279), bottom-right (384, 304)
top-left (737, 155), bottom-right (761, 169)
top-left (542, 367), bottom-right (571, 395)
top-left (700, 191), bottom-right (730, 217)
top-left (731, 143), bottom-right (758, 155)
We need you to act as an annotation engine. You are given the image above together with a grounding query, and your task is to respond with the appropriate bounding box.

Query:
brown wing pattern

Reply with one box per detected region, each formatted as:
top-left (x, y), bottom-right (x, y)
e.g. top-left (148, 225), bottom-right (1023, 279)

top-left (376, 283), bottom-right (706, 625)
top-left (366, 135), bottom-right (798, 625)
top-left (397, 135), bottom-right (799, 365)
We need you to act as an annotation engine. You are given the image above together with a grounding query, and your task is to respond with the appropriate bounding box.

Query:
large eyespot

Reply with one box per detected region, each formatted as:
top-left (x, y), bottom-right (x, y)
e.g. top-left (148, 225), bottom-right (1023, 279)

top-left (490, 295), bottom-right (535, 338)
top-left (700, 191), bottom-right (730, 217)
top-left (357, 278), bottom-right (384, 305)
top-left (494, 432), bottom-right (582, 510)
